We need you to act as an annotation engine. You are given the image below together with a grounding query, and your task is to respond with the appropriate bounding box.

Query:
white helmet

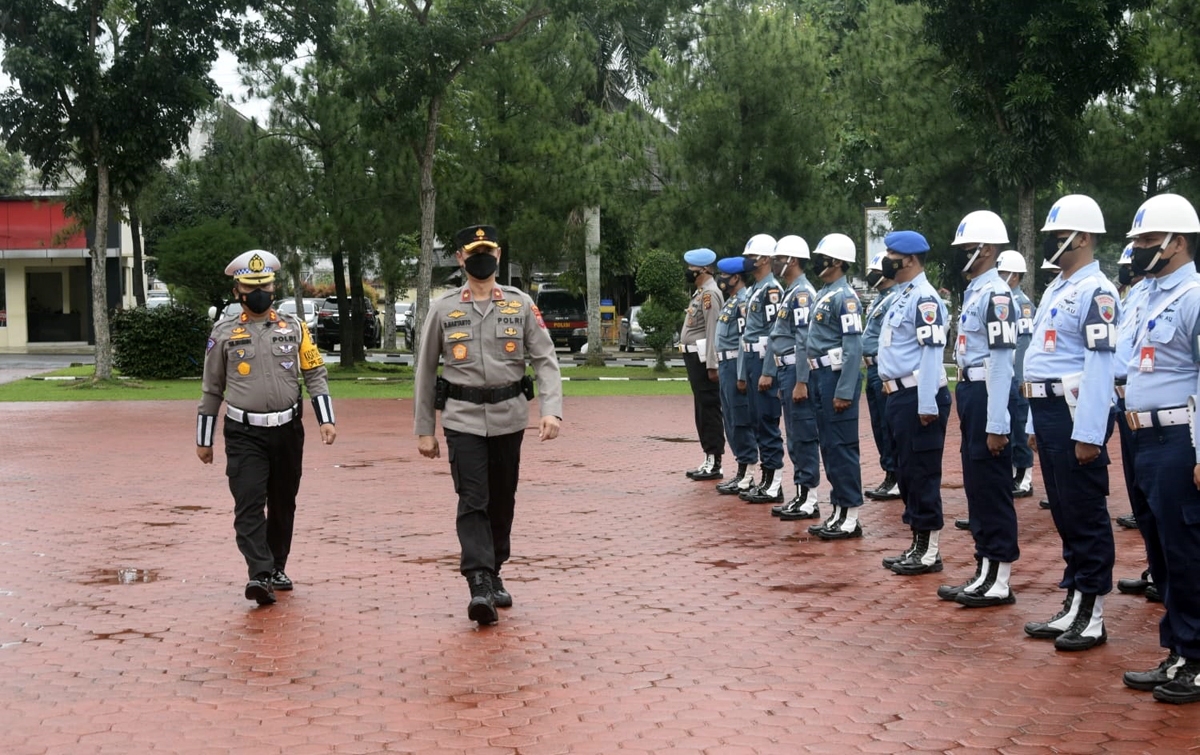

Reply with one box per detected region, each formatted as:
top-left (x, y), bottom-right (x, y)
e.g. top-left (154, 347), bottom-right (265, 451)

top-left (1127, 193), bottom-right (1200, 237)
top-left (1118, 243), bottom-right (1134, 266)
top-left (744, 233), bottom-right (778, 257)
top-left (996, 250), bottom-right (1026, 274)
top-left (774, 235), bottom-right (810, 259)
top-left (1042, 194), bottom-right (1105, 233)
top-left (953, 210), bottom-right (1009, 246)
top-left (814, 233), bottom-right (856, 263)
top-left (867, 250), bottom-right (885, 272)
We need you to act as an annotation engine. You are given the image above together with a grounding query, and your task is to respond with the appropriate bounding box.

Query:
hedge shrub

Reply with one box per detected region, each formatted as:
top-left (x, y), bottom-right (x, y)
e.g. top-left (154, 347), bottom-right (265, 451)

top-left (111, 305), bottom-right (213, 379)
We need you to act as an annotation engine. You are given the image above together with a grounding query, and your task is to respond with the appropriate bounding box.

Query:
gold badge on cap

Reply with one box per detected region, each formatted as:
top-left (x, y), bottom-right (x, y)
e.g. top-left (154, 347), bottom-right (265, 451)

top-left (249, 254), bottom-right (265, 273)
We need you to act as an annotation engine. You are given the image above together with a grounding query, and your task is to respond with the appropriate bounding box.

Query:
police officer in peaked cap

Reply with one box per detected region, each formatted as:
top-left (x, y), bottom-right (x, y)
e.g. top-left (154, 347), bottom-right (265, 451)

top-left (196, 249), bottom-right (338, 606)
top-left (680, 247), bottom-right (726, 481)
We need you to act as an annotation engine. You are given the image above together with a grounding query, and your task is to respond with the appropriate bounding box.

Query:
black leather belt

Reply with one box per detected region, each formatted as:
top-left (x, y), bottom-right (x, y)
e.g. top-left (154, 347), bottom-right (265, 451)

top-left (446, 380), bottom-right (524, 404)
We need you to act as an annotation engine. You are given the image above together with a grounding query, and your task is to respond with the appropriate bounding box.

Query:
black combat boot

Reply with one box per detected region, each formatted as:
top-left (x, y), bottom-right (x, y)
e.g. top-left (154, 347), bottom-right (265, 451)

top-left (466, 571), bottom-right (498, 625)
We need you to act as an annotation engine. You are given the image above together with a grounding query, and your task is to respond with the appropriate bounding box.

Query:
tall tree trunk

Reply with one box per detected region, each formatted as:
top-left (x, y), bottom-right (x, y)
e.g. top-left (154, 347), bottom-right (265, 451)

top-left (349, 247), bottom-right (366, 363)
top-left (1017, 181), bottom-right (1036, 301)
top-left (332, 248), bottom-right (353, 367)
top-left (413, 93), bottom-right (443, 366)
top-left (130, 203), bottom-right (145, 306)
top-left (584, 205), bottom-right (604, 366)
top-left (92, 154), bottom-right (113, 380)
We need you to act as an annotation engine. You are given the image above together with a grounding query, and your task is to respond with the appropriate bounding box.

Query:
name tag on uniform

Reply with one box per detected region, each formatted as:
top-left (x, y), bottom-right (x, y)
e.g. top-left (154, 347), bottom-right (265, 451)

top-left (1043, 329), bottom-right (1057, 353)
top-left (880, 327), bottom-right (892, 348)
top-left (1139, 345), bottom-right (1155, 373)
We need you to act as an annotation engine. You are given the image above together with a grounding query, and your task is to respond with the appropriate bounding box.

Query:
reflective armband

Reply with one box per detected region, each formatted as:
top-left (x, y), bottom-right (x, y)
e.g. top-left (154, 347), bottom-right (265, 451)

top-left (312, 394), bottom-right (335, 425)
top-left (196, 414), bottom-right (217, 447)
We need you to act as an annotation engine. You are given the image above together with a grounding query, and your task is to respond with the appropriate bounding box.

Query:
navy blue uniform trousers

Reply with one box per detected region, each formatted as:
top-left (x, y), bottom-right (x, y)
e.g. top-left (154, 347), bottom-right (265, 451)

top-left (718, 358), bottom-right (757, 466)
top-left (743, 351), bottom-right (784, 470)
top-left (225, 417), bottom-right (304, 580)
top-left (809, 365), bottom-right (863, 509)
top-left (956, 379), bottom-right (1019, 563)
top-left (1029, 396), bottom-right (1115, 595)
top-left (1010, 389), bottom-right (1034, 470)
top-left (1129, 423), bottom-right (1200, 658)
top-left (864, 364), bottom-right (896, 474)
top-left (777, 364), bottom-right (820, 488)
top-left (885, 385), bottom-right (950, 531)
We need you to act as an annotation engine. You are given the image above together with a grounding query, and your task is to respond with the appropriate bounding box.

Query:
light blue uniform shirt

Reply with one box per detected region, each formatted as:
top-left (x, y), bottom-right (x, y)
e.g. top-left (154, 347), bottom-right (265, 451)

top-left (1023, 260), bottom-right (1120, 445)
top-left (1123, 266), bottom-right (1200, 459)
top-left (789, 276), bottom-right (819, 384)
top-left (805, 276), bottom-right (864, 401)
top-left (763, 276), bottom-right (815, 379)
top-left (1115, 278), bottom-right (1150, 369)
top-left (738, 273), bottom-right (784, 381)
top-left (956, 268), bottom-right (1017, 435)
top-left (715, 286), bottom-right (748, 352)
top-left (1012, 285), bottom-right (1036, 383)
top-left (877, 271), bottom-right (947, 417)
top-left (862, 284), bottom-right (900, 356)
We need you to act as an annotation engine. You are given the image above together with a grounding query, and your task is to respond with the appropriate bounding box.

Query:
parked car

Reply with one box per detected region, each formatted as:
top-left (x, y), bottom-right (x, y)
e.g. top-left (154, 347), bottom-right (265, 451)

top-left (534, 287), bottom-right (587, 351)
top-left (315, 296), bottom-right (381, 351)
top-left (277, 297), bottom-right (321, 330)
top-left (211, 301), bottom-right (242, 323)
top-left (618, 306), bottom-right (646, 351)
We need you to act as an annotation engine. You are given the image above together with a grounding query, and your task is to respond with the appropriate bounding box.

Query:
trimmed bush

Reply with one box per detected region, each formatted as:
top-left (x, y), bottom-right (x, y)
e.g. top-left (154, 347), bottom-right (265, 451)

top-left (111, 304), bottom-right (213, 379)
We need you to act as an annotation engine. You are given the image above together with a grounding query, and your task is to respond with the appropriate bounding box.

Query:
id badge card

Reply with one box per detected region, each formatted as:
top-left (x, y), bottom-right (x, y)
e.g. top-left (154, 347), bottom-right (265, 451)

top-left (1043, 329), bottom-right (1057, 353)
top-left (957, 334), bottom-right (967, 355)
top-left (1140, 346), bottom-right (1156, 373)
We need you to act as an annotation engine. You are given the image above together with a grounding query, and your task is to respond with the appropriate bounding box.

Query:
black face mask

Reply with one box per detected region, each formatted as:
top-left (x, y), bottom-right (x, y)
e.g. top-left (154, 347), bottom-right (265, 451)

top-left (771, 258), bottom-right (789, 277)
top-left (1131, 236), bottom-right (1173, 276)
top-left (813, 254), bottom-right (837, 274)
top-left (1042, 233), bottom-right (1078, 266)
top-left (880, 256), bottom-right (903, 280)
top-left (463, 252), bottom-right (499, 280)
top-left (239, 288), bottom-right (273, 314)
top-left (716, 275), bottom-right (734, 294)
top-left (955, 245), bottom-right (981, 275)
top-left (866, 270), bottom-right (883, 288)
top-left (685, 269), bottom-right (700, 285)
top-left (1117, 265), bottom-right (1133, 286)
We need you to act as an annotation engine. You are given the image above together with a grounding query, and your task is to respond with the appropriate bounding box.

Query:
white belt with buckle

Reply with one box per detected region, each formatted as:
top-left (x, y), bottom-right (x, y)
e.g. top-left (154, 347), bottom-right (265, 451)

top-left (881, 370), bottom-right (949, 395)
top-left (683, 344), bottom-right (700, 353)
top-left (743, 342), bottom-right (766, 356)
top-left (1021, 381), bottom-right (1065, 399)
top-left (228, 405), bottom-right (296, 427)
top-left (774, 353), bottom-right (797, 367)
top-left (717, 349), bottom-right (739, 362)
top-left (1114, 381), bottom-right (1126, 399)
top-left (808, 354), bottom-right (834, 370)
top-left (958, 365), bottom-right (986, 383)
top-left (1125, 406), bottom-right (1190, 431)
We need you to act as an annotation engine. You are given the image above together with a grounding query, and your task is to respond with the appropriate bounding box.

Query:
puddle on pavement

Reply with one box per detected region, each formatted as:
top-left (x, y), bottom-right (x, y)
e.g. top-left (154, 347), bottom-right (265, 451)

top-left (647, 436), bottom-right (694, 443)
top-left (143, 521), bottom-right (181, 527)
top-left (334, 462), bottom-right (374, 468)
top-left (81, 568), bottom-right (160, 585)
top-left (701, 559), bottom-right (745, 569)
top-left (171, 505), bottom-right (209, 513)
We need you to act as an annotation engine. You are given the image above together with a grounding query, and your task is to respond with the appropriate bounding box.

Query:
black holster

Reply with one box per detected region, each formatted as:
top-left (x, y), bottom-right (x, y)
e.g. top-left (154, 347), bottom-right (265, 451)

top-left (434, 376), bottom-right (450, 410)
top-left (521, 374), bottom-right (535, 400)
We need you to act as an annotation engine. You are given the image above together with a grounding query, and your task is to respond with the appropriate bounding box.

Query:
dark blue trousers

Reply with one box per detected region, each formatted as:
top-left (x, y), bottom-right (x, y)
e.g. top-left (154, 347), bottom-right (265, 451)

top-left (718, 359), bottom-right (757, 466)
top-left (1010, 390), bottom-right (1034, 470)
top-left (884, 385), bottom-right (950, 531)
top-left (1130, 423), bottom-right (1200, 658)
top-left (809, 365), bottom-right (863, 509)
top-left (1029, 396), bottom-right (1115, 595)
top-left (777, 365), bottom-right (820, 488)
top-left (743, 351), bottom-right (784, 470)
top-left (956, 380), bottom-right (1019, 562)
top-left (865, 364), bottom-right (896, 473)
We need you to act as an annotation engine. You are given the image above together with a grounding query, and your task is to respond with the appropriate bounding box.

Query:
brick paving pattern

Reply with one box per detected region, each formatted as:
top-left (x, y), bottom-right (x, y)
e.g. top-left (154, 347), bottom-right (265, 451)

top-left (0, 396), bottom-right (1194, 754)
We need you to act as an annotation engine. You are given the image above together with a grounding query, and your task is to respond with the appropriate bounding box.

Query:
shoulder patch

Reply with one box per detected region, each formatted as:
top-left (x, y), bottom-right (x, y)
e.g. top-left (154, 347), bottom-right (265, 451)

top-left (918, 301), bottom-right (939, 324)
top-left (1095, 294), bottom-right (1116, 323)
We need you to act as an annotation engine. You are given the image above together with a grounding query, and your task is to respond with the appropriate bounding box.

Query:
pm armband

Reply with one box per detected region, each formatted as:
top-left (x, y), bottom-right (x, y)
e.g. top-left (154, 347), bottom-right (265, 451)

top-left (312, 395), bottom-right (335, 425)
top-left (196, 414), bottom-right (217, 447)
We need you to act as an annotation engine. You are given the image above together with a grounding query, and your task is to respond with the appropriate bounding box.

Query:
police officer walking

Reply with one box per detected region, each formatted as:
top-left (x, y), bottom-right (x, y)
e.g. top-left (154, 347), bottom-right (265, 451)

top-left (714, 256), bottom-right (759, 495)
top-left (680, 248), bottom-right (725, 481)
top-left (1000, 250), bottom-right (1038, 500)
top-left (761, 236), bottom-right (822, 519)
top-left (737, 234), bottom-right (787, 504)
top-left (875, 232), bottom-right (952, 573)
top-left (1119, 194), bottom-right (1200, 703)
top-left (1021, 194), bottom-right (1119, 651)
top-left (862, 251), bottom-right (901, 502)
top-left (196, 250), bottom-right (338, 606)
top-left (804, 233), bottom-right (866, 540)
top-left (414, 226), bottom-right (563, 626)
top-left (940, 212), bottom-right (1020, 606)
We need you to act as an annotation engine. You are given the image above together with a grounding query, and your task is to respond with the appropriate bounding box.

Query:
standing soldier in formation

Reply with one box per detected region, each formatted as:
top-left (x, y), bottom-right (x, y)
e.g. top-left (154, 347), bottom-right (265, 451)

top-left (714, 256), bottom-right (758, 495)
top-left (803, 233), bottom-right (866, 540)
top-left (680, 248), bottom-right (725, 481)
top-left (414, 225), bottom-right (563, 627)
top-left (737, 234), bottom-right (787, 505)
top-left (862, 250), bottom-right (901, 502)
top-left (875, 232), bottom-right (951, 573)
top-left (1000, 250), bottom-right (1038, 500)
top-left (196, 250), bottom-right (338, 606)
top-left (1021, 195), bottom-right (1119, 652)
top-left (761, 236), bottom-right (822, 519)
top-left (940, 211), bottom-right (1019, 607)
top-left (1119, 194), bottom-right (1200, 703)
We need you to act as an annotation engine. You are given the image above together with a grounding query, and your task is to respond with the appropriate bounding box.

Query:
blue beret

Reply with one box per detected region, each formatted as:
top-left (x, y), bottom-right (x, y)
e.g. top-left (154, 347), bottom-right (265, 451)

top-left (884, 230), bottom-right (930, 254)
top-left (717, 256), bottom-right (753, 274)
top-left (683, 248), bottom-right (717, 266)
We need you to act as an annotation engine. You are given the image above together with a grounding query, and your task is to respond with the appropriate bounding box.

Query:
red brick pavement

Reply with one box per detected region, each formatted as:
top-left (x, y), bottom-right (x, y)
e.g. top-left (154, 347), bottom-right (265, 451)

top-left (0, 396), bottom-right (1195, 754)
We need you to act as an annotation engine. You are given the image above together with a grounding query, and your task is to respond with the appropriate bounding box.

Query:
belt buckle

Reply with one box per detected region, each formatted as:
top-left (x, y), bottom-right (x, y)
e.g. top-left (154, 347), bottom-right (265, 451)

top-left (266, 413), bottom-right (280, 427)
top-left (1124, 410), bottom-right (1141, 431)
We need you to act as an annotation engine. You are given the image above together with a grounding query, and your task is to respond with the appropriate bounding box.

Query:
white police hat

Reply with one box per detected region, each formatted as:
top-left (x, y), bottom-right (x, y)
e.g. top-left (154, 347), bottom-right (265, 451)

top-left (225, 250), bottom-right (281, 284)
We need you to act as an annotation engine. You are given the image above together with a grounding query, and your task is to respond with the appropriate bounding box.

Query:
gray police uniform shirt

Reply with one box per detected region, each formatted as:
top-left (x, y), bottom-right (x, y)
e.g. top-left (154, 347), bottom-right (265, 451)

top-left (763, 276), bottom-right (816, 381)
top-left (198, 309), bottom-right (332, 442)
top-left (862, 284), bottom-right (900, 358)
top-left (876, 272), bottom-right (947, 417)
top-left (1122, 265), bottom-right (1200, 458)
top-left (806, 276), bottom-right (864, 401)
top-left (738, 273), bottom-right (784, 381)
top-left (715, 286), bottom-right (748, 355)
top-left (956, 268), bottom-right (1017, 435)
top-left (1023, 260), bottom-right (1120, 445)
top-left (1012, 285), bottom-right (1036, 383)
top-left (679, 278), bottom-right (723, 367)
top-left (414, 284), bottom-right (563, 438)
